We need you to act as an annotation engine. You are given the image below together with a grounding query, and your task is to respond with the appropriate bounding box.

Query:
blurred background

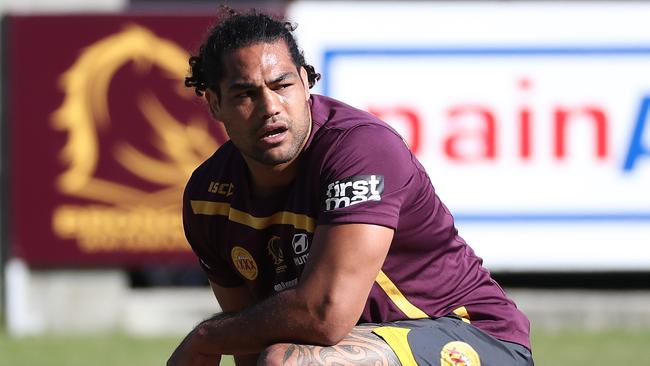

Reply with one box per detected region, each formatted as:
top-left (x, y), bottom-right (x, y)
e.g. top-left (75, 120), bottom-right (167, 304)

top-left (1, 1), bottom-right (650, 365)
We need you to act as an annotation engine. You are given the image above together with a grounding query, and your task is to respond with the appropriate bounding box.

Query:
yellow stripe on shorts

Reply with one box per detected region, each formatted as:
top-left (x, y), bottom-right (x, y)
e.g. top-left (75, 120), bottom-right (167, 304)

top-left (373, 326), bottom-right (418, 366)
top-left (453, 306), bottom-right (471, 324)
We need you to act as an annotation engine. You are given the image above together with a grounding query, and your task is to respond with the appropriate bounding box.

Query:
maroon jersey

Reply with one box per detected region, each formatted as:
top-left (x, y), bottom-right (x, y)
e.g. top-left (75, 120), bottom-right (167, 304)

top-left (183, 95), bottom-right (531, 349)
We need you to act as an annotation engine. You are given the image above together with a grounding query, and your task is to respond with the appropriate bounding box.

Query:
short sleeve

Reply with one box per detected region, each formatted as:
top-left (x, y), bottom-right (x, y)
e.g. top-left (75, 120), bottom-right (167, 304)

top-left (317, 124), bottom-right (416, 229)
top-left (183, 186), bottom-right (244, 287)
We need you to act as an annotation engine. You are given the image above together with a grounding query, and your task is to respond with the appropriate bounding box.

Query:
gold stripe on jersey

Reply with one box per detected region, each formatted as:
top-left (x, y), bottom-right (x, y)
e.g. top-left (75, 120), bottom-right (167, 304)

top-left (375, 270), bottom-right (428, 319)
top-left (191, 200), bottom-right (230, 215)
top-left (453, 306), bottom-right (471, 324)
top-left (190, 200), bottom-right (316, 233)
top-left (372, 326), bottom-right (418, 366)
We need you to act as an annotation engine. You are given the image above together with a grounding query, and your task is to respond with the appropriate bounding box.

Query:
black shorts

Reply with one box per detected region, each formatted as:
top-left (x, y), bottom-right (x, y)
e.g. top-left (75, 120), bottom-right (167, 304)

top-left (369, 316), bottom-right (534, 366)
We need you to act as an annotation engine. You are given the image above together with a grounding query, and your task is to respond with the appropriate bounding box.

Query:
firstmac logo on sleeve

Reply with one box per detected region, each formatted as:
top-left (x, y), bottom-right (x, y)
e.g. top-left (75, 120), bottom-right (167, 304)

top-left (324, 175), bottom-right (384, 211)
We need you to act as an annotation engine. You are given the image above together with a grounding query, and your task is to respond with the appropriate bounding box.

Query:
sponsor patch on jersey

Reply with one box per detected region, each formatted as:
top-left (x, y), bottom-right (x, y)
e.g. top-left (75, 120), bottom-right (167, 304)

top-left (231, 246), bottom-right (258, 281)
top-left (440, 341), bottom-right (480, 366)
top-left (324, 175), bottom-right (384, 211)
top-left (293, 253), bottom-right (309, 266)
top-left (291, 233), bottom-right (309, 254)
top-left (208, 181), bottom-right (234, 196)
top-left (273, 278), bottom-right (298, 292)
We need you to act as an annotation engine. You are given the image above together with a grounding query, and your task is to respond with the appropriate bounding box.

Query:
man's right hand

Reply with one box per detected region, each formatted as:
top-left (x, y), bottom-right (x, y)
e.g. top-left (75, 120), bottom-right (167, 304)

top-left (167, 326), bottom-right (222, 366)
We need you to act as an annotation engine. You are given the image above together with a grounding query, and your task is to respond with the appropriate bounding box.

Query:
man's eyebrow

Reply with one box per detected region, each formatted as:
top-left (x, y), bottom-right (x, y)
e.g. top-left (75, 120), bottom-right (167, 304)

top-left (268, 72), bottom-right (297, 84)
top-left (227, 81), bottom-right (256, 91)
top-left (227, 72), bottom-right (298, 91)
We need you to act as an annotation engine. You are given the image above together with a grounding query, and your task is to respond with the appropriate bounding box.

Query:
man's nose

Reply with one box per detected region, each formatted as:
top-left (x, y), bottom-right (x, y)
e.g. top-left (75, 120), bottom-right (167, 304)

top-left (259, 88), bottom-right (281, 120)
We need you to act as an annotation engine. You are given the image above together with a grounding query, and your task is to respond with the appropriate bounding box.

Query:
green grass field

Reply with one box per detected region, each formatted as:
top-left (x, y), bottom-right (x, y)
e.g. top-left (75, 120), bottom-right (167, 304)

top-left (1, 329), bottom-right (649, 365)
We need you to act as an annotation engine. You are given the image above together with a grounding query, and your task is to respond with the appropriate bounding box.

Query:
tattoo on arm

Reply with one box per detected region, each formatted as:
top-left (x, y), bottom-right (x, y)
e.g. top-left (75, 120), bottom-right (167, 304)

top-left (280, 326), bottom-right (401, 366)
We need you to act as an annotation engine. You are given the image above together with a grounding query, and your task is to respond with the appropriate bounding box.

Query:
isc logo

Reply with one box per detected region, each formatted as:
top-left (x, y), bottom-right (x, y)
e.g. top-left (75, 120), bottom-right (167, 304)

top-left (208, 181), bottom-right (234, 196)
top-left (324, 175), bottom-right (384, 211)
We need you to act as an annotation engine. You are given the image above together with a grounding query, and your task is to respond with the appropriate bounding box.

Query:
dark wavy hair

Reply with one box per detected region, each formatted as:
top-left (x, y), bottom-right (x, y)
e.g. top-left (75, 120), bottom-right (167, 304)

top-left (185, 8), bottom-right (320, 97)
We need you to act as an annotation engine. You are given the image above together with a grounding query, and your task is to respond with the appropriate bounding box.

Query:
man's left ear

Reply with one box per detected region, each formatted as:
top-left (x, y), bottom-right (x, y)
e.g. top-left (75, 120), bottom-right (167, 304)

top-left (300, 67), bottom-right (311, 100)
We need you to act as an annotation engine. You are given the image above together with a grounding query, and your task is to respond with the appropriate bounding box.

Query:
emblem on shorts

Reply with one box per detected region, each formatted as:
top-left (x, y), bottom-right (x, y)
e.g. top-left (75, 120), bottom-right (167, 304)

top-left (231, 246), bottom-right (258, 280)
top-left (324, 175), bottom-right (384, 211)
top-left (267, 236), bottom-right (287, 273)
top-left (440, 341), bottom-right (480, 366)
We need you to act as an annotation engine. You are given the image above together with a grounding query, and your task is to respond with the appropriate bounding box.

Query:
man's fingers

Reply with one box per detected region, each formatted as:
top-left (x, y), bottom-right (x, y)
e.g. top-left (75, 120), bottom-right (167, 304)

top-left (167, 351), bottom-right (221, 366)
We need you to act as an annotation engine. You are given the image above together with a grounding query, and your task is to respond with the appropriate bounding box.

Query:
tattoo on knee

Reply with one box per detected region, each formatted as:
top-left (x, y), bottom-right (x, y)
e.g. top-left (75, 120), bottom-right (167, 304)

top-left (281, 328), bottom-right (400, 365)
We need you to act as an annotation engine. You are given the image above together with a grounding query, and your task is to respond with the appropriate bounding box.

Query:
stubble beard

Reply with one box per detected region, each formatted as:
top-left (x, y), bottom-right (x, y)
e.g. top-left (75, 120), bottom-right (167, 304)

top-left (251, 108), bottom-right (311, 167)
top-left (251, 119), bottom-right (310, 166)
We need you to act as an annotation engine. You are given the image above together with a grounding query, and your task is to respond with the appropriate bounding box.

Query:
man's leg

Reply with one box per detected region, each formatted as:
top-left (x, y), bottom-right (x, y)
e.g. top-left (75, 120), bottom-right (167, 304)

top-left (258, 325), bottom-right (401, 366)
top-left (258, 317), bottom-right (533, 366)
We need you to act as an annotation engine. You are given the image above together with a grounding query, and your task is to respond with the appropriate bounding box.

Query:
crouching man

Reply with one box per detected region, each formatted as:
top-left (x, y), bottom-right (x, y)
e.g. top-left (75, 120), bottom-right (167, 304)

top-left (168, 8), bottom-right (534, 366)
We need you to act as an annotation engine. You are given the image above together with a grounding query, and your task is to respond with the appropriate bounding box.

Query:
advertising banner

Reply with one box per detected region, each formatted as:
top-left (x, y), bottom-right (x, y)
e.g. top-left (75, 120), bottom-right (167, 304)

top-left (289, 2), bottom-right (650, 271)
top-left (5, 15), bottom-right (227, 266)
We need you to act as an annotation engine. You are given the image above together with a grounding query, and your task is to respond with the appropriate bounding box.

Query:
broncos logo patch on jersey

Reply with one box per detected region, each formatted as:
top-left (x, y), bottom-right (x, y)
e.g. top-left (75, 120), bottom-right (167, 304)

top-left (267, 236), bottom-right (288, 273)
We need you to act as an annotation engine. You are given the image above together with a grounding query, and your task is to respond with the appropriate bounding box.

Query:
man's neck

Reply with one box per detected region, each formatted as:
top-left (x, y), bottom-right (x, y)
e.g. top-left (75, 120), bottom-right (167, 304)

top-left (243, 157), bottom-right (301, 198)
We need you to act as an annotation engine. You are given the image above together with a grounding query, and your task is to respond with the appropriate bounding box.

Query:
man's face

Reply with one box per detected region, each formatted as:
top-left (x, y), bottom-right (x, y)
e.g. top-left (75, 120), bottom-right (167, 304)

top-left (208, 40), bottom-right (311, 167)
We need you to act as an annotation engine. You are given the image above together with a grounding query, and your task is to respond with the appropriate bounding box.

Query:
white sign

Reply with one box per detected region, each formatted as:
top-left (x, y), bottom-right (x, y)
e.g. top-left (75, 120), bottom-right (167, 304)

top-left (289, 1), bottom-right (650, 271)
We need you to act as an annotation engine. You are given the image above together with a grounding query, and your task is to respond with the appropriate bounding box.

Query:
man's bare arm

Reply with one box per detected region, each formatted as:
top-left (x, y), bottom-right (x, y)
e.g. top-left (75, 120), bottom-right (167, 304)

top-left (168, 283), bottom-right (257, 366)
top-left (171, 223), bottom-right (394, 357)
top-left (210, 282), bottom-right (260, 366)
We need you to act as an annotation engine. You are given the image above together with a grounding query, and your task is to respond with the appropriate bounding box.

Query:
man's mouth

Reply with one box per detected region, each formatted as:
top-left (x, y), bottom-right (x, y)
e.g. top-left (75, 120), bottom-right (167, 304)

top-left (263, 127), bottom-right (287, 138)
top-left (259, 126), bottom-right (289, 144)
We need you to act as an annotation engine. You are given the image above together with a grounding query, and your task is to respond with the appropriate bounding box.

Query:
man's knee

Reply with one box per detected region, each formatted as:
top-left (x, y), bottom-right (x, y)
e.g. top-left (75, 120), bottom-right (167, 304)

top-left (257, 343), bottom-right (291, 366)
